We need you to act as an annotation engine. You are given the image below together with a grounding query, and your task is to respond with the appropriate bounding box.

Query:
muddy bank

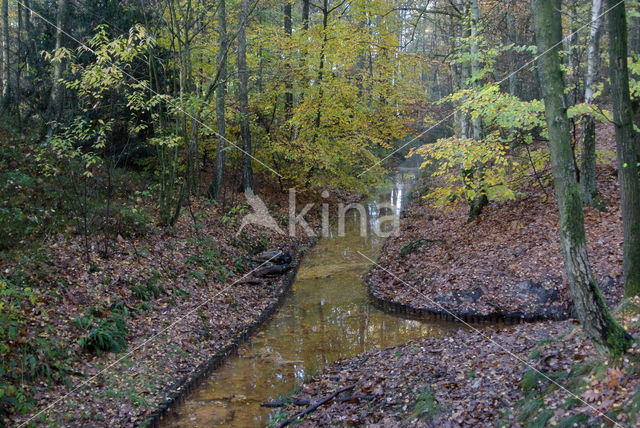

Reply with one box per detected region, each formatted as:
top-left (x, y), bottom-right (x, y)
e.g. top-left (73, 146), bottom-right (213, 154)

top-left (366, 163), bottom-right (624, 324)
top-left (160, 168), bottom-right (454, 427)
top-left (142, 244), bottom-right (310, 428)
top-left (280, 303), bottom-right (640, 427)
top-left (7, 187), bottom-right (338, 427)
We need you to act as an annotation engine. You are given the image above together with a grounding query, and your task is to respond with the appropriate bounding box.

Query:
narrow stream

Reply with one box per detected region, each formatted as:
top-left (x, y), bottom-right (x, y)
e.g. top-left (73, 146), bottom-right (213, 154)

top-left (165, 168), bottom-right (454, 427)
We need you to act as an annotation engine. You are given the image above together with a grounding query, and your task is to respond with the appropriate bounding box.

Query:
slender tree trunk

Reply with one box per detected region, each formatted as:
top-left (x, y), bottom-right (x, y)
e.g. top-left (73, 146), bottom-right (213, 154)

top-left (238, 0), bottom-right (254, 191)
top-left (532, 0), bottom-right (632, 357)
top-left (457, 0), bottom-right (470, 140)
top-left (581, 0), bottom-right (604, 207)
top-left (15, 1), bottom-right (21, 111)
top-left (48, 0), bottom-right (69, 123)
top-left (314, 1), bottom-right (329, 131)
top-left (302, 0), bottom-right (310, 31)
top-left (506, 0), bottom-right (518, 97)
top-left (567, 1), bottom-right (579, 104)
top-left (606, 0), bottom-right (640, 297)
top-left (468, 0), bottom-right (487, 221)
top-left (257, 11), bottom-right (263, 92)
top-left (208, 0), bottom-right (227, 200)
top-left (629, 1), bottom-right (640, 55)
top-left (284, 2), bottom-right (293, 119)
top-left (23, 0), bottom-right (35, 95)
top-left (2, 0), bottom-right (10, 107)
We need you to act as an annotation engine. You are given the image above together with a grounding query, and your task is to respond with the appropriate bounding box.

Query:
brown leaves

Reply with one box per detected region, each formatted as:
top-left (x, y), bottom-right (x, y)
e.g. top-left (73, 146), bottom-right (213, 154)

top-left (369, 126), bottom-right (624, 320)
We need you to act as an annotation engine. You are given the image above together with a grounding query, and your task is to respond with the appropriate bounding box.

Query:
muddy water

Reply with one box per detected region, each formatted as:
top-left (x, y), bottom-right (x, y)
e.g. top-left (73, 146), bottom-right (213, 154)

top-left (165, 169), bottom-right (453, 427)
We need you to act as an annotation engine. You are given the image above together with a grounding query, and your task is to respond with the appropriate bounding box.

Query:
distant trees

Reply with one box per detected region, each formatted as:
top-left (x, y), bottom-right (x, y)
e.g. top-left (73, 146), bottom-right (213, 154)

top-left (580, 0), bottom-right (604, 207)
top-left (2, 0), bottom-right (10, 107)
top-left (47, 0), bottom-right (68, 126)
top-left (206, 0), bottom-right (228, 201)
top-left (532, 0), bottom-right (632, 356)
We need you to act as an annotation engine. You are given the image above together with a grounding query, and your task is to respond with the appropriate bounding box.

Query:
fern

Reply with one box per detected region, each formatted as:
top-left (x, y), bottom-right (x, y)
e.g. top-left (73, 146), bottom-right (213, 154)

top-left (79, 316), bottom-right (127, 354)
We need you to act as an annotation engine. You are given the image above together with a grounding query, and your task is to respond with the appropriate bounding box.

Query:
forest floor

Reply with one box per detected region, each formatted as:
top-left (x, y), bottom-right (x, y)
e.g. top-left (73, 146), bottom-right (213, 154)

top-left (277, 124), bottom-right (640, 427)
top-left (3, 177), bottom-right (355, 427)
top-left (368, 143), bottom-right (623, 321)
top-left (279, 309), bottom-right (640, 427)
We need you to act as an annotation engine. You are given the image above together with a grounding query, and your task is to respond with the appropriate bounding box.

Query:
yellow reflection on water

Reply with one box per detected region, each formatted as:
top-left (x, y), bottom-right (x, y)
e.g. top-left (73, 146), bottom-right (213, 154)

top-left (164, 170), bottom-right (454, 428)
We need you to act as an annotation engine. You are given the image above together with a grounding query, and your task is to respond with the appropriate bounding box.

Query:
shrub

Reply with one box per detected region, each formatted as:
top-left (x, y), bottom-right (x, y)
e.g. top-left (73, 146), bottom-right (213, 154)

top-left (78, 316), bottom-right (127, 354)
top-left (103, 203), bottom-right (151, 238)
top-left (130, 277), bottom-right (165, 301)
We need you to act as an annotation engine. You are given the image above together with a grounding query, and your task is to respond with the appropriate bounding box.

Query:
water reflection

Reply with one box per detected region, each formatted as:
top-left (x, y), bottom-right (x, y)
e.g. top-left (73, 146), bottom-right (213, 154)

top-left (164, 169), bottom-right (453, 428)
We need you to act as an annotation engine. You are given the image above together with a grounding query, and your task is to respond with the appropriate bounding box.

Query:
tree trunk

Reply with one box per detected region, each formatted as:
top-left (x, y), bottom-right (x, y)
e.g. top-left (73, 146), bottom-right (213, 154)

top-left (207, 0), bottom-right (227, 200)
top-left (238, 0), bottom-right (254, 191)
top-left (581, 0), bottom-right (604, 207)
top-left (457, 0), bottom-right (471, 140)
top-left (506, 0), bottom-right (518, 97)
top-left (284, 2), bottom-right (293, 119)
top-left (629, 1), bottom-right (640, 56)
top-left (467, 0), bottom-right (488, 221)
top-left (2, 0), bottom-right (10, 107)
top-left (48, 0), bottom-right (69, 123)
top-left (532, 0), bottom-right (632, 357)
top-left (606, 0), bottom-right (640, 297)
top-left (566, 1), bottom-right (579, 105)
top-left (302, 0), bottom-right (310, 31)
top-left (15, 0), bottom-right (21, 111)
top-left (314, 1), bottom-right (329, 131)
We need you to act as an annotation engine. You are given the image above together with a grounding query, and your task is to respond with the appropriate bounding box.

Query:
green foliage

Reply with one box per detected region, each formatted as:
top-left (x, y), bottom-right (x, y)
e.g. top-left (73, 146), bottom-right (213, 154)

top-left (0, 138), bottom-right (68, 250)
top-left (78, 316), bottom-right (127, 354)
top-left (415, 87), bottom-right (545, 210)
top-left (0, 279), bottom-right (73, 418)
top-left (104, 203), bottom-right (151, 238)
top-left (130, 276), bottom-right (165, 301)
top-left (221, 205), bottom-right (247, 227)
top-left (148, 135), bottom-right (184, 227)
top-left (517, 396), bottom-right (543, 422)
top-left (185, 237), bottom-right (230, 283)
top-left (39, 24), bottom-right (169, 255)
top-left (412, 386), bottom-right (440, 420)
top-left (73, 315), bottom-right (96, 330)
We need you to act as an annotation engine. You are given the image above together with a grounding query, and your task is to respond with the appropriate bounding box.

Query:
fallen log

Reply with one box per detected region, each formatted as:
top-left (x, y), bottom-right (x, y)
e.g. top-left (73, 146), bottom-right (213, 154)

top-left (253, 250), bottom-right (292, 265)
top-left (255, 262), bottom-right (292, 277)
top-left (276, 384), bottom-right (356, 428)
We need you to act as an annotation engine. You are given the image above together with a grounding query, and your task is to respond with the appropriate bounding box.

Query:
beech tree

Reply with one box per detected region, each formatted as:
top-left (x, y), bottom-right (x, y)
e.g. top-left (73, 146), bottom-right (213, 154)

top-left (532, 0), bottom-right (632, 356)
top-left (580, 0), bottom-right (604, 207)
top-left (206, 0), bottom-right (228, 201)
top-left (238, 0), bottom-right (254, 192)
top-left (2, 0), bottom-right (10, 107)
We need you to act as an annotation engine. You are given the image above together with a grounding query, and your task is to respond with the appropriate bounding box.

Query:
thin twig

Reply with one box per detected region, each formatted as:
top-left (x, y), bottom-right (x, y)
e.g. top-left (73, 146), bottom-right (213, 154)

top-left (525, 144), bottom-right (550, 199)
top-left (276, 384), bottom-right (356, 428)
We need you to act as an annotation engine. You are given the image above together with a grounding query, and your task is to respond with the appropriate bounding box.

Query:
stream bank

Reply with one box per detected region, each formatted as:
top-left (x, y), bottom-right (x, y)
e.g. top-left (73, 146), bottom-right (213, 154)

top-left (366, 162), bottom-right (625, 324)
top-left (161, 168), bottom-right (460, 427)
top-left (142, 244), bottom-right (311, 428)
top-left (8, 189), bottom-right (327, 427)
top-left (280, 307), bottom-right (640, 427)
top-left (279, 138), bottom-right (638, 427)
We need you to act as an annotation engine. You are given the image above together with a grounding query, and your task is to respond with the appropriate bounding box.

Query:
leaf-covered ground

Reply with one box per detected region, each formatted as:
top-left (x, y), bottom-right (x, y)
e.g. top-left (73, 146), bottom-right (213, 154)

top-left (368, 127), bottom-right (623, 320)
top-left (278, 124), bottom-right (640, 427)
top-left (280, 303), bottom-right (640, 427)
top-left (3, 186), bottom-right (353, 427)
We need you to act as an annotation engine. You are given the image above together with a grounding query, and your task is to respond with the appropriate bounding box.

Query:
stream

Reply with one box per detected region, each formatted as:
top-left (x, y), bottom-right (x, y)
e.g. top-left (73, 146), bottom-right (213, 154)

top-left (164, 167), bottom-right (455, 427)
